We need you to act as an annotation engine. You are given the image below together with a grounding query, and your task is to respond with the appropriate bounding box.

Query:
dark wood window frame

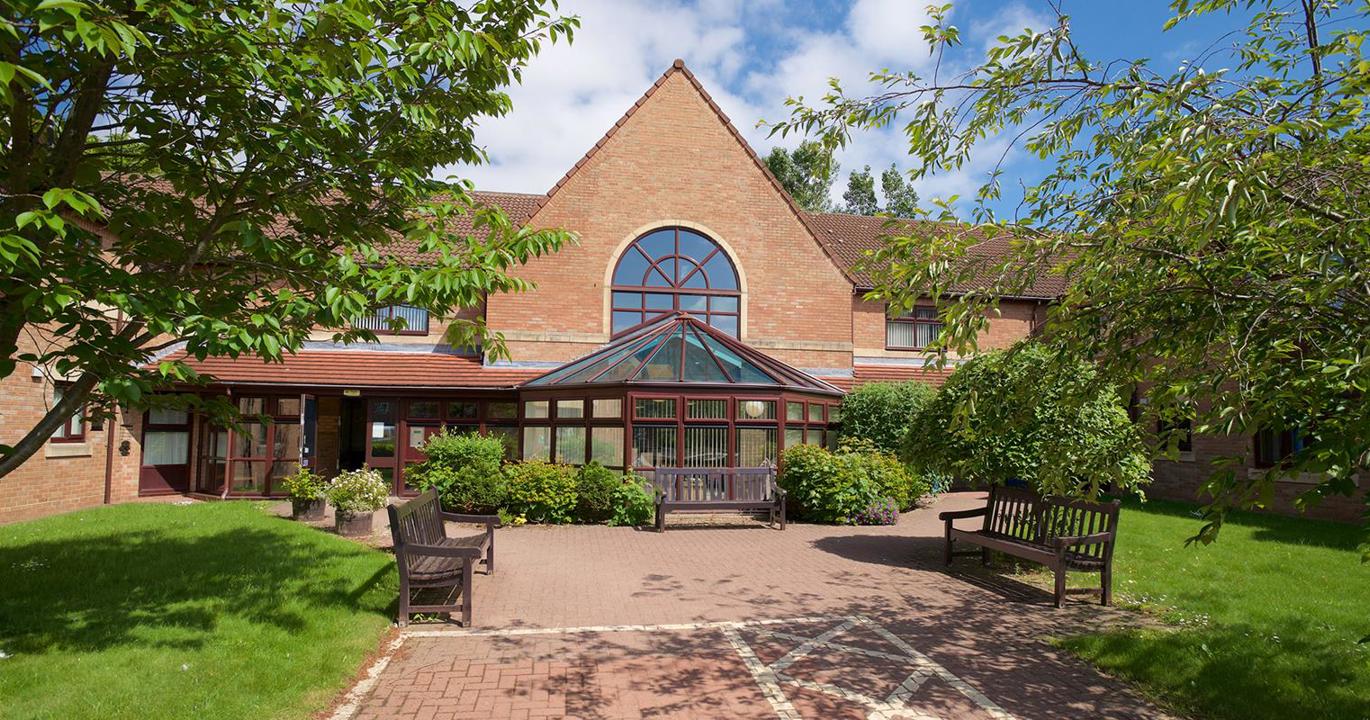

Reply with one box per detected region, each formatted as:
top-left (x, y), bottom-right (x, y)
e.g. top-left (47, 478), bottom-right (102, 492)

top-left (49, 384), bottom-right (86, 443)
top-left (1254, 426), bottom-right (1307, 469)
top-left (885, 306), bottom-right (944, 351)
top-left (353, 304), bottom-right (430, 336)
top-left (610, 227), bottom-right (741, 337)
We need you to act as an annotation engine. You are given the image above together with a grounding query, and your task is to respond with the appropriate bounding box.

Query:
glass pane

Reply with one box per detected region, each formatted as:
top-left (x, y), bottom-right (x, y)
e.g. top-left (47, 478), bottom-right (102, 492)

top-left (238, 397), bottom-right (265, 415)
top-left (702, 252), bottom-right (739, 290)
top-left (524, 400), bottom-right (550, 419)
top-left (634, 398), bottom-right (676, 419)
top-left (613, 247), bottom-right (652, 285)
top-left (737, 427), bottom-right (778, 467)
top-left (233, 423), bottom-right (268, 458)
top-left (597, 332), bottom-right (668, 382)
top-left (701, 336), bottom-right (773, 383)
top-left (270, 460), bottom-right (299, 480)
top-left (374, 466), bottom-right (395, 492)
top-left (143, 431), bottom-right (189, 465)
top-left (710, 296), bottom-right (739, 313)
top-left (687, 399), bottom-right (728, 419)
top-left (914, 307), bottom-right (938, 319)
top-left (638, 327), bottom-right (684, 381)
top-left (591, 427), bottom-right (625, 467)
top-left (647, 259), bottom-right (676, 286)
top-left (680, 263), bottom-right (708, 289)
top-left (684, 426), bottom-right (728, 467)
top-left (370, 400), bottom-right (395, 422)
top-left (522, 426), bottom-right (551, 461)
top-left (613, 311), bottom-right (643, 334)
top-left (808, 403), bottom-right (824, 422)
top-left (638, 229), bottom-right (675, 261)
top-left (785, 428), bottom-right (804, 449)
top-left (829, 405), bottom-right (843, 424)
top-left (276, 397), bottom-right (301, 417)
top-left (409, 400), bottom-right (440, 419)
top-left (786, 401), bottom-right (805, 422)
top-left (737, 400), bottom-right (776, 420)
top-left (273, 423), bottom-right (302, 460)
top-left (230, 461), bottom-right (266, 493)
top-left (370, 420), bottom-right (396, 458)
top-left (679, 294), bottom-right (708, 311)
top-left (447, 401), bottom-right (479, 420)
top-left (148, 407), bottom-right (188, 425)
top-left (393, 305), bottom-right (429, 333)
top-left (556, 399), bottom-right (585, 418)
top-left (804, 430), bottom-right (823, 446)
top-left (632, 425), bottom-right (676, 468)
top-left (592, 398), bottom-right (622, 418)
top-left (644, 293), bottom-right (674, 310)
top-left (708, 315), bottom-right (739, 337)
top-left (612, 291), bottom-right (642, 309)
top-left (488, 402), bottom-right (517, 420)
top-left (555, 426), bottom-right (587, 465)
top-left (677, 229), bottom-right (715, 263)
top-left (886, 321), bottom-right (915, 348)
top-left (485, 426), bottom-right (518, 460)
top-left (917, 321), bottom-right (943, 348)
top-left (682, 329), bottom-right (729, 382)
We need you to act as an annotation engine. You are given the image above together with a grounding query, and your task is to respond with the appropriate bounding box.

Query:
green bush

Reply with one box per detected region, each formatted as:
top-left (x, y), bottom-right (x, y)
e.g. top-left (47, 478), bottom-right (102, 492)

top-left (406, 430), bottom-right (507, 513)
top-left (574, 462), bottom-right (619, 523)
top-left (609, 475), bottom-right (655, 527)
top-left (280, 466), bottom-right (326, 502)
top-left (503, 461), bottom-right (578, 524)
top-left (326, 468), bottom-right (389, 516)
top-left (781, 442), bottom-right (933, 523)
top-left (904, 342), bottom-right (1150, 498)
top-left (840, 437), bottom-right (930, 510)
top-left (837, 380), bottom-right (938, 454)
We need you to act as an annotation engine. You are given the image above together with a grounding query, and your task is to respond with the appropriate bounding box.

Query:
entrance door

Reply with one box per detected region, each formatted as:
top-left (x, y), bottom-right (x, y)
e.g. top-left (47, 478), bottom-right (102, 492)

top-left (140, 408), bottom-right (191, 495)
top-left (365, 398), bottom-right (400, 495)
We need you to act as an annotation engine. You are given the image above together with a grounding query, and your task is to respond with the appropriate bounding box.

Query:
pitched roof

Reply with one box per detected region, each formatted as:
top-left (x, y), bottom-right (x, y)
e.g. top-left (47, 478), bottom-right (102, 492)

top-left (804, 211), bottom-right (1068, 299)
top-left (156, 348), bottom-right (537, 389)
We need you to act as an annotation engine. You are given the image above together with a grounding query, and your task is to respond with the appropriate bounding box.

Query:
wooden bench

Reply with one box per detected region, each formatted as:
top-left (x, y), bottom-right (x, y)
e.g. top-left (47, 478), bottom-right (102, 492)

top-left (651, 467), bottom-right (785, 532)
top-left (386, 489), bottom-right (497, 627)
top-left (939, 486), bottom-right (1120, 607)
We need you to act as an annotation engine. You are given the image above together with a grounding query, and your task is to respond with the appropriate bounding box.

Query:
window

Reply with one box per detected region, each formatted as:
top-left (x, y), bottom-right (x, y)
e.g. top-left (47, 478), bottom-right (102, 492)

top-left (886, 307), bottom-right (943, 350)
top-left (610, 227), bottom-right (741, 336)
top-left (1255, 427), bottom-right (1308, 468)
top-left (1157, 418), bottom-right (1193, 454)
top-left (50, 386), bottom-right (85, 442)
top-left (353, 305), bottom-right (429, 335)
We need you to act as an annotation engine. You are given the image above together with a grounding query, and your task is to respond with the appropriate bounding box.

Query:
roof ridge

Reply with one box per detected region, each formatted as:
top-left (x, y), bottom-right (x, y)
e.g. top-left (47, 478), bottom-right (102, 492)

top-left (528, 59), bottom-right (861, 286)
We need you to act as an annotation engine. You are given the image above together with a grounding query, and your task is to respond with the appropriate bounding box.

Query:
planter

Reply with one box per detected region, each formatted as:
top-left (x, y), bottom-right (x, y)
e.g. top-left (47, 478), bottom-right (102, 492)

top-left (335, 510), bottom-right (374, 537)
top-left (292, 498), bottom-right (326, 521)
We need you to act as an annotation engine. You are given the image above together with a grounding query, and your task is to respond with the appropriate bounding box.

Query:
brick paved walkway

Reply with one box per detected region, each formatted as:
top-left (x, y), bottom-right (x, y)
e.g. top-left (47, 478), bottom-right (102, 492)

top-left (336, 492), bottom-right (1169, 720)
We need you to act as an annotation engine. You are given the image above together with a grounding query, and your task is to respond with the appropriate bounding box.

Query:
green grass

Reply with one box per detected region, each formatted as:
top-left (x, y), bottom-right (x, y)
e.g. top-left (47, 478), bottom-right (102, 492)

top-left (0, 502), bottom-right (396, 720)
top-left (1054, 499), bottom-right (1369, 720)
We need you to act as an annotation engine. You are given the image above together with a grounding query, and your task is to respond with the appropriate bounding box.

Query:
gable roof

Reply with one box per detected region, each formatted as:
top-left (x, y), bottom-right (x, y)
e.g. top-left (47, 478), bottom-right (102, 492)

top-left (526, 59), bottom-right (860, 286)
top-left (804, 211), bottom-right (1068, 299)
top-left (154, 347), bottom-right (538, 389)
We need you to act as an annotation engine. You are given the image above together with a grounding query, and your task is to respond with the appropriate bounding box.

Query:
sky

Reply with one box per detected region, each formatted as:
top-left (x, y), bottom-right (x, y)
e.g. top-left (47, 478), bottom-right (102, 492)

top-left (454, 0), bottom-right (1240, 219)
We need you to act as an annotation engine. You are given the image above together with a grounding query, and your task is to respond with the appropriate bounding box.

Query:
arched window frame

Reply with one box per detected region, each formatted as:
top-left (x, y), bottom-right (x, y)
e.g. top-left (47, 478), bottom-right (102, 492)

top-left (609, 227), bottom-right (741, 337)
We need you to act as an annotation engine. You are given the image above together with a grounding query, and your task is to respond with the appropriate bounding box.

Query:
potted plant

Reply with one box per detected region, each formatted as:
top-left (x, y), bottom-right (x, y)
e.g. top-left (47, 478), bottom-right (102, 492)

top-left (327, 468), bottom-right (389, 537)
top-left (282, 467), bottom-right (327, 521)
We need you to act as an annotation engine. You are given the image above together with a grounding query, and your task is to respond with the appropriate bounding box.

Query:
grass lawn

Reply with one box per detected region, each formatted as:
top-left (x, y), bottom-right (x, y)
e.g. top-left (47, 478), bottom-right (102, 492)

top-left (0, 501), bottom-right (396, 720)
top-left (1052, 499), bottom-right (1369, 720)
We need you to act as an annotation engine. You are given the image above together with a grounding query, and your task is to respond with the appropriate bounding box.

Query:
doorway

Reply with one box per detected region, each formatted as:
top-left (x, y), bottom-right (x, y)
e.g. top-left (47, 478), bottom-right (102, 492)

top-left (339, 397), bottom-right (367, 471)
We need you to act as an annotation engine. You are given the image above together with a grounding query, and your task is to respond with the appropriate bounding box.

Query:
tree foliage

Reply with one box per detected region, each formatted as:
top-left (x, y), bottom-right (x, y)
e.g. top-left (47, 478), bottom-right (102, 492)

top-left (0, 0), bottom-right (578, 477)
top-left (842, 165), bottom-right (879, 215)
top-left (905, 344), bottom-right (1150, 498)
top-left (836, 379), bottom-right (937, 455)
top-left (769, 0), bottom-right (1370, 542)
top-left (763, 139), bottom-right (837, 211)
top-left (880, 164), bottom-right (920, 217)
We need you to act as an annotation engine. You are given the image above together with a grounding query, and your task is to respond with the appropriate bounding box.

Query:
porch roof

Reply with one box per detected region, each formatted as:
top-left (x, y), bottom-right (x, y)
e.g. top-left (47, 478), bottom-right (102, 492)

top-left (155, 348), bottom-right (537, 390)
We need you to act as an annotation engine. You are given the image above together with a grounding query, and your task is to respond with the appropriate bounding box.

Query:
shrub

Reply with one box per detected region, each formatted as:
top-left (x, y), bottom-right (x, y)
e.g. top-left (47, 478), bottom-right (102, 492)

top-left (574, 462), bottom-right (619, 523)
top-left (503, 461), bottom-right (578, 524)
top-left (280, 466), bottom-right (326, 502)
top-left (609, 475), bottom-right (655, 527)
top-left (406, 430), bottom-right (507, 513)
top-left (837, 381), bottom-right (938, 454)
top-left (904, 342), bottom-right (1150, 498)
top-left (781, 442), bottom-right (934, 523)
top-left (327, 468), bottom-right (389, 516)
top-left (842, 438), bottom-right (930, 511)
top-left (852, 497), bottom-right (899, 526)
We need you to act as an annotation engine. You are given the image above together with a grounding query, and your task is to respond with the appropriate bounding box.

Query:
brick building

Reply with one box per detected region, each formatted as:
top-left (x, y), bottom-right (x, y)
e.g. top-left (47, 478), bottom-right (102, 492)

top-left (0, 60), bottom-right (1349, 524)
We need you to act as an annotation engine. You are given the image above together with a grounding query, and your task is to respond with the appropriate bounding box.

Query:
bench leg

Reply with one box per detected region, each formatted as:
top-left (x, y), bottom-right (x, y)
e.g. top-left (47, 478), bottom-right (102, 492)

top-left (655, 501), bottom-right (665, 532)
top-left (1053, 566), bottom-right (1066, 609)
top-left (486, 533), bottom-right (495, 576)
top-left (461, 559), bottom-right (474, 627)
top-left (397, 573), bottom-right (410, 628)
top-left (779, 499), bottom-right (786, 530)
top-left (1101, 565), bottom-right (1112, 606)
top-left (943, 523), bottom-right (953, 566)
top-left (981, 547), bottom-right (991, 567)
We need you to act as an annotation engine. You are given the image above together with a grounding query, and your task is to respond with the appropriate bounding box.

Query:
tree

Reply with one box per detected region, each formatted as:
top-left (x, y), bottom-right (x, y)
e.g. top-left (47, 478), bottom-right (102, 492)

top-left (842, 165), bottom-right (879, 215)
top-left (770, 0), bottom-right (1369, 542)
top-left (836, 380), bottom-right (937, 455)
top-left (880, 164), bottom-right (920, 217)
top-left (0, 1), bottom-right (578, 477)
top-left (763, 139), bottom-right (837, 211)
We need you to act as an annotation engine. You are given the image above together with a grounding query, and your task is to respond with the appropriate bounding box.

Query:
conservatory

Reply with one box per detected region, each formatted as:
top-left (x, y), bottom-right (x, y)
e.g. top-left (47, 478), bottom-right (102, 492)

top-left (517, 312), bottom-right (844, 472)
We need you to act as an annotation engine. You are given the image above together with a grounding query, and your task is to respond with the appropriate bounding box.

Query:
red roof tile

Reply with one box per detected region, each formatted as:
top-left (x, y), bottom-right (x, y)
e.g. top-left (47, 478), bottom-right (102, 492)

top-left (849, 363), bottom-right (955, 388)
top-left (157, 349), bottom-right (537, 389)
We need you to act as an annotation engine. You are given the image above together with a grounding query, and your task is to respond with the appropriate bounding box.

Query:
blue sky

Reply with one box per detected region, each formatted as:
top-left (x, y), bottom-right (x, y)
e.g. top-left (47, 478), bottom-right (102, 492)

top-left (458, 0), bottom-right (1242, 219)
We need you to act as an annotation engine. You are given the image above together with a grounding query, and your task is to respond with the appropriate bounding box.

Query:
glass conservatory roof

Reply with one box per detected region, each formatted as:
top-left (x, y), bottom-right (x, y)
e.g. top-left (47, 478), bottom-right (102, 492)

top-left (523, 313), bottom-right (842, 394)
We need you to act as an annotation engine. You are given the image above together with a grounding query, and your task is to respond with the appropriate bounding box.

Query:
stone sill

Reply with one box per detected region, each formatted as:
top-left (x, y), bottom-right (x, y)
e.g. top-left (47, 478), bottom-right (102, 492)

top-left (1247, 468), bottom-right (1360, 487)
top-left (45, 442), bottom-right (92, 459)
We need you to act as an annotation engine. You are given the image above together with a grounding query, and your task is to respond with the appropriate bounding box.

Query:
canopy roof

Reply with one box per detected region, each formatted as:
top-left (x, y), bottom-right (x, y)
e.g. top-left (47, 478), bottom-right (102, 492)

top-left (523, 313), bottom-right (842, 394)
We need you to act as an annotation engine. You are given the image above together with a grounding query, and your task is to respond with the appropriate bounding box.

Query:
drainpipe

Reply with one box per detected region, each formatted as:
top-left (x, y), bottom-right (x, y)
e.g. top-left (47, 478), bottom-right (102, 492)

top-left (102, 309), bottom-right (124, 505)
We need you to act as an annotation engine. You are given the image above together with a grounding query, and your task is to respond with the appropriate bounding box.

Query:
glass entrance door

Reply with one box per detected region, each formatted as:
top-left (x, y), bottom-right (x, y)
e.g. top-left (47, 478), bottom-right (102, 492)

top-left (364, 398), bottom-right (399, 495)
top-left (139, 408), bottom-right (191, 495)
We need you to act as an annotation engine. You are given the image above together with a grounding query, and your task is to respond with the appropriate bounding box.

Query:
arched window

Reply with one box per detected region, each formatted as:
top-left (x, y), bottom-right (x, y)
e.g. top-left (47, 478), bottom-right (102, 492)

top-left (610, 227), bottom-right (740, 336)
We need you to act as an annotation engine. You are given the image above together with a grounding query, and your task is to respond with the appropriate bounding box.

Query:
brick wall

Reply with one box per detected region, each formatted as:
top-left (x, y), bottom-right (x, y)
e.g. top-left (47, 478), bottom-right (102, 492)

top-left (487, 69), bottom-right (854, 373)
top-left (852, 297), bottom-right (1043, 360)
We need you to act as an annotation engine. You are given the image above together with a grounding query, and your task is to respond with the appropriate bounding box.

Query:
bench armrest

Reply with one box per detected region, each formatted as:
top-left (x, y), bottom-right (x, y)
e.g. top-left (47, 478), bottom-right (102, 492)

top-left (440, 512), bottom-right (499, 527)
top-left (938, 507), bottom-right (987, 522)
top-left (1052, 531), bottom-right (1114, 549)
top-left (402, 542), bottom-right (483, 559)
